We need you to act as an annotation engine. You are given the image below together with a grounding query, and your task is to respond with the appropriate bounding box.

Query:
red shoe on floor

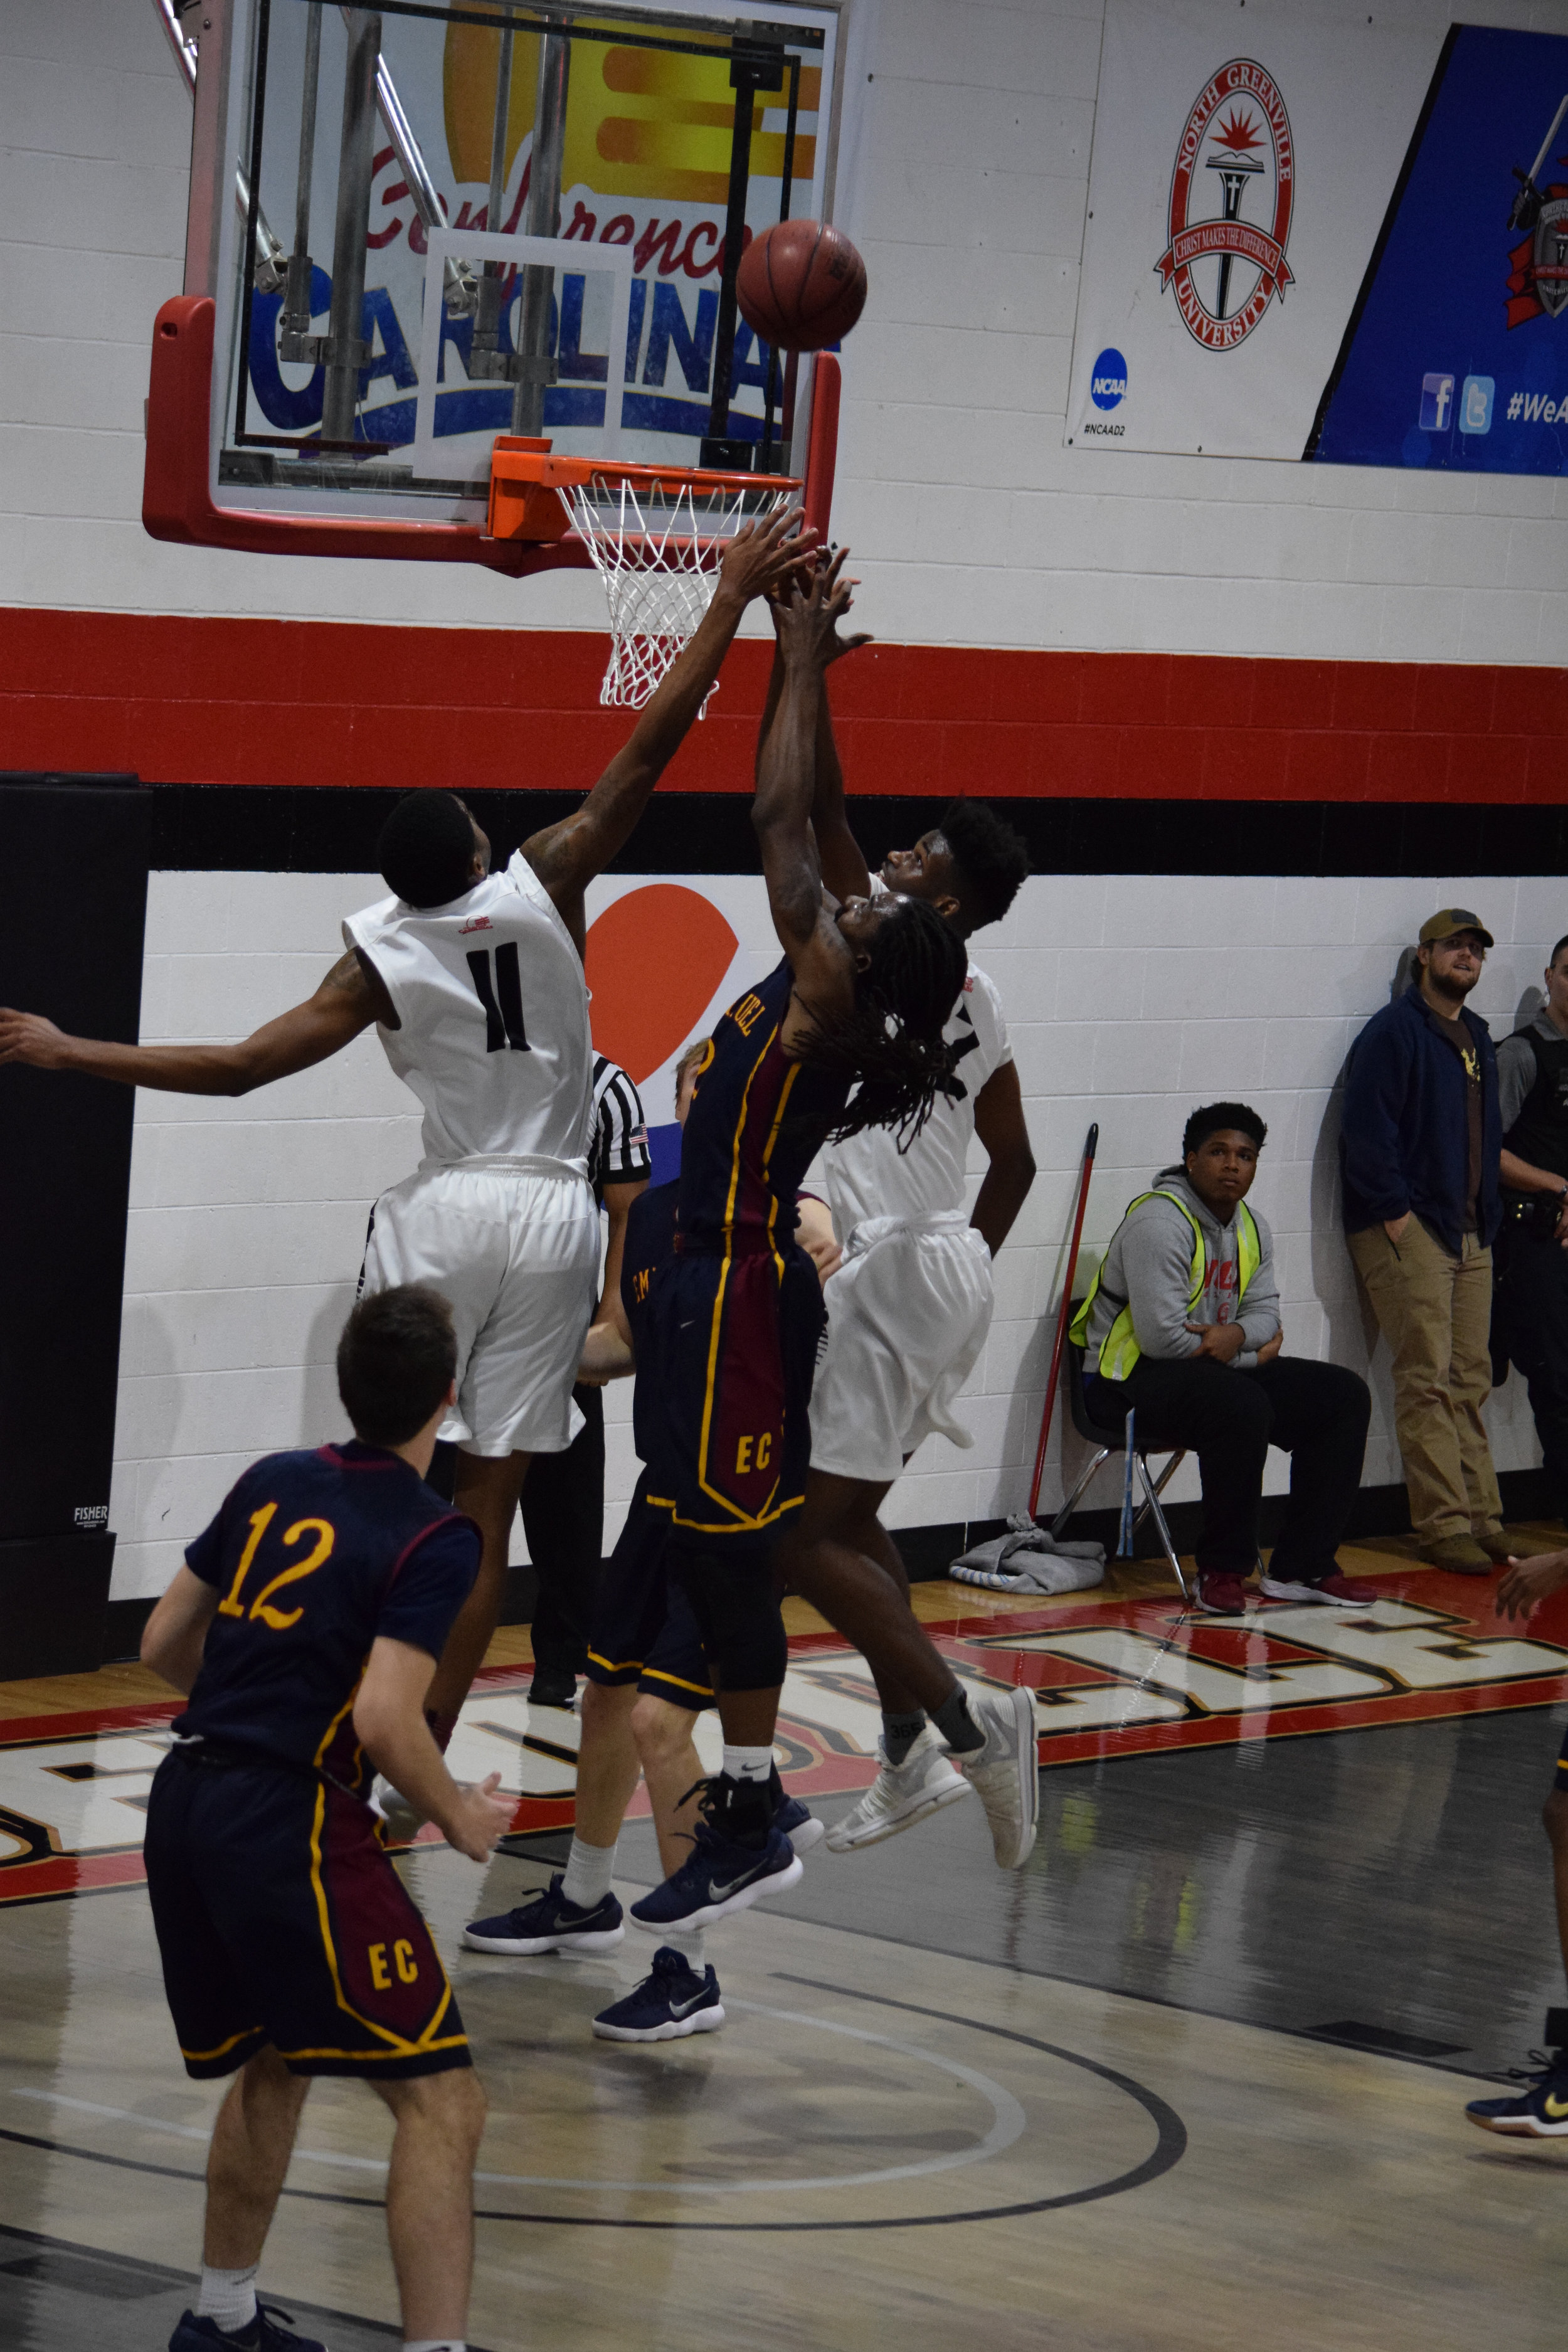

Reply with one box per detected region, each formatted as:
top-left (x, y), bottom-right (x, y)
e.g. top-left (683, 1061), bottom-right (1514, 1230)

top-left (1195, 1571), bottom-right (1253, 1614)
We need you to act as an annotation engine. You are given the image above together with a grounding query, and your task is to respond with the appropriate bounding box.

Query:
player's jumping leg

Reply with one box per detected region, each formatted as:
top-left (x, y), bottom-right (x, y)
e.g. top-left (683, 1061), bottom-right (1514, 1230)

top-left (780, 1472), bottom-right (1039, 1869)
top-left (628, 1545), bottom-right (802, 1933)
top-left (427, 1447), bottom-right (534, 1737)
top-left (171, 2047), bottom-right (315, 2352)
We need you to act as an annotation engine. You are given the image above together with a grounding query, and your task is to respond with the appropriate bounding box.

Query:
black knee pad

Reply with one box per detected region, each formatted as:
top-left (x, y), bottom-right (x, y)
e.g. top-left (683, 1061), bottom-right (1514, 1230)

top-left (669, 1544), bottom-right (787, 1690)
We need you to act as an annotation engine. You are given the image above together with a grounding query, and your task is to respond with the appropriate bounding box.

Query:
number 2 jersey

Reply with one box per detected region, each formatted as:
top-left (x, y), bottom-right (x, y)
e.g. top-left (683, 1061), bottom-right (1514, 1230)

top-left (344, 849), bottom-right (593, 1172)
top-left (175, 1443), bottom-right (480, 1794)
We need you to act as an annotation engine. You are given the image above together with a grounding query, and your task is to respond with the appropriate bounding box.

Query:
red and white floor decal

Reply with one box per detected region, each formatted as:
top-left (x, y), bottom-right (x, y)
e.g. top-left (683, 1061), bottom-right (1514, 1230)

top-left (1, 1571), bottom-right (1564, 1907)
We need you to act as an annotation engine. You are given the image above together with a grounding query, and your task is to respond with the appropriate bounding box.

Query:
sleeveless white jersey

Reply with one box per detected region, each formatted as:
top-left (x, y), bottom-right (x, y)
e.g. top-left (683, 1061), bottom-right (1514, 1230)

top-left (818, 959), bottom-right (1012, 1237)
top-left (344, 850), bottom-right (593, 1172)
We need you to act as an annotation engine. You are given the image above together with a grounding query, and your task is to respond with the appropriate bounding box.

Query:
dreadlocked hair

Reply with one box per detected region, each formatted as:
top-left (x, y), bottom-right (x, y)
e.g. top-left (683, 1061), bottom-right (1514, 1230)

top-left (794, 898), bottom-right (968, 1152)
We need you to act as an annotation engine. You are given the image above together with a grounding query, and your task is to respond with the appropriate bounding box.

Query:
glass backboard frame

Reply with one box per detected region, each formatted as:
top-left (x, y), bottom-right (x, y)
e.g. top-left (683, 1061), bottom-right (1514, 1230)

top-left (151, 0), bottom-right (845, 556)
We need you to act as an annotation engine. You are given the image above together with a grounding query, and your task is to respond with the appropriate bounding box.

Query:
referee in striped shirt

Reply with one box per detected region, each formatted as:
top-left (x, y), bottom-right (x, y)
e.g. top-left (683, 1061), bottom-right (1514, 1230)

top-left (520, 1054), bottom-right (652, 1706)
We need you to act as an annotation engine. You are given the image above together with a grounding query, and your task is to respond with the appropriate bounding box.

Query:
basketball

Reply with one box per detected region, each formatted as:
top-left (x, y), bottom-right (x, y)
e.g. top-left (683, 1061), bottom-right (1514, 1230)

top-left (736, 218), bottom-right (867, 352)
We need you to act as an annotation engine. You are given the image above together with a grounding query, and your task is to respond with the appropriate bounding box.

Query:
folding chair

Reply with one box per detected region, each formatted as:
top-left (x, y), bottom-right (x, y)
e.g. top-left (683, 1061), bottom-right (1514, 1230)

top-left (1051, 1342), bottom-right (1192, 1603)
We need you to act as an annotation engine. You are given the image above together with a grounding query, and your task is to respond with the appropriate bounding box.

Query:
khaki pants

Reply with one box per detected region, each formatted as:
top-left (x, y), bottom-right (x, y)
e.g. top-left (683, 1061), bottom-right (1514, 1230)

top-left (1347, 1219), bottom-right (1502, 1544)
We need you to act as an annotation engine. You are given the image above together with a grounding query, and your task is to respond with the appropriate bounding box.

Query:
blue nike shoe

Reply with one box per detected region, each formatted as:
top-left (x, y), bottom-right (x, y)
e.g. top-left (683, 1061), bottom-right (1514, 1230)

top-left (630, 1820), bottom-right (803, 1931)
top-left (772, 1793), bottom-right (825, 1855)
top-left (1466, 2052), bottom-right (1568, 2136)
top-left (592, 1946), bottom-right (726, 2042)
top-left (170, 2309), bottom-right (327, 2352)
top-left (462, 1873), bottom-right (625, 1955)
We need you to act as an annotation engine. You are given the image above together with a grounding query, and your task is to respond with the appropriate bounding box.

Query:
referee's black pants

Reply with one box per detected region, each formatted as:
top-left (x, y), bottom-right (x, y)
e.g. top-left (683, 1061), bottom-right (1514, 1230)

top-left (1498, 1224), bottom-right (1568, 1522)
top-left (1087, 1355), bottom-right (1371, 1582)
top-left (519, 1382), bottom-right (605, 1681)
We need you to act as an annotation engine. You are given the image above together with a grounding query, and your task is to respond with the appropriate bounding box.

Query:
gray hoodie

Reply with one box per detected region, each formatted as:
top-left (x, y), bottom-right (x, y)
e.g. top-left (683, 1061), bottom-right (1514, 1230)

top-left (1081, 1166), bottom-right (1282, 1377)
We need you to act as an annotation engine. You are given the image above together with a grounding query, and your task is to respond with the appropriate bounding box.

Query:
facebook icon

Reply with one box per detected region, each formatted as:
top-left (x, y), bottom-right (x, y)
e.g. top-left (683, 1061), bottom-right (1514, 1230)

top-left (1419, 373), bottom-right (1455, 432)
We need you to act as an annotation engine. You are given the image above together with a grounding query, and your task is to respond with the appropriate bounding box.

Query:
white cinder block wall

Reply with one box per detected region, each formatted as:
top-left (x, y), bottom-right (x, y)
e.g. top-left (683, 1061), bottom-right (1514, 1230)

top-left (3, 0), bottom-right (1565, 1599)
top-left (111, 869), bottom-right (1559, 1601)
top-left (2, 0), bottom-right (1564, 654)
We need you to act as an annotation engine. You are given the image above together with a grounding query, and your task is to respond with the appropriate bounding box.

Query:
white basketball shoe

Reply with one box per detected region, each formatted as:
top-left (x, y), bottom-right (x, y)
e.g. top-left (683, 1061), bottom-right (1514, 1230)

top-left (955, 1687), bottom-right (1040, 1871)
top-left (825, 1724), bottom-right (972, 1853)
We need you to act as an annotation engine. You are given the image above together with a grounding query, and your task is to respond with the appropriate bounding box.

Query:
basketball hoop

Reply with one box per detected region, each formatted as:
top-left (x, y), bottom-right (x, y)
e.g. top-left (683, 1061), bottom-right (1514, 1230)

top-left (486, 443), bottom-right (801, 711)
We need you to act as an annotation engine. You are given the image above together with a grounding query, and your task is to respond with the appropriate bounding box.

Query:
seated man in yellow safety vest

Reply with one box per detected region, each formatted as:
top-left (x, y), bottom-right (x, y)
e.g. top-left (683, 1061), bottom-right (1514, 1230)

top-left (1071, 1101), bottom-right (1374, 1615)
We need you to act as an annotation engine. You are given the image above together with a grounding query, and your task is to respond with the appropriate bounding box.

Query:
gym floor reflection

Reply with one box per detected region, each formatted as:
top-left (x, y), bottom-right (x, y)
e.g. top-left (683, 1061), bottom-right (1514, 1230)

top-left (5, 1550), bottom-right (1568, 2351)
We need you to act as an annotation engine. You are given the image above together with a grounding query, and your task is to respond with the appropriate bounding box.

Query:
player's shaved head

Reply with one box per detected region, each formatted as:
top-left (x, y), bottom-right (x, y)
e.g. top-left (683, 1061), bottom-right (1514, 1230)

top-left (378, 790), bottom-right (482, 909)
top-left (337, 1283), bottom-right (457, 1446)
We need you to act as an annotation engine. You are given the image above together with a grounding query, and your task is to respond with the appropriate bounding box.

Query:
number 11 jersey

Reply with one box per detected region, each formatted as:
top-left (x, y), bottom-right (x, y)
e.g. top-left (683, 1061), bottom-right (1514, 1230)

top-left (344, 849), bottom-right (593, 1172)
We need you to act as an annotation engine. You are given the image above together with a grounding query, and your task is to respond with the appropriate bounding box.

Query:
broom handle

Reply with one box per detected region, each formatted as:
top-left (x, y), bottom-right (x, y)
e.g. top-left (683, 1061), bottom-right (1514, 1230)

top-left (1027, 1121), bottom-right (1099, 1520)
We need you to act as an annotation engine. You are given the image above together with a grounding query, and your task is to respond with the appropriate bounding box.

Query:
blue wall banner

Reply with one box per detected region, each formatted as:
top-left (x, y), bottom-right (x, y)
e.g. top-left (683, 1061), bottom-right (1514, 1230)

top-left (1308, 26), bottom-right (1568, 476)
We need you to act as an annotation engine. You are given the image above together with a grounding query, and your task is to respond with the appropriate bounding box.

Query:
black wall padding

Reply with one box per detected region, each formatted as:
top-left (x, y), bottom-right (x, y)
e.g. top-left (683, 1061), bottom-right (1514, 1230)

top-left (0, 776), bottom-right (151, 1673)
top-left (140, 783), bottom-right (1568, 880)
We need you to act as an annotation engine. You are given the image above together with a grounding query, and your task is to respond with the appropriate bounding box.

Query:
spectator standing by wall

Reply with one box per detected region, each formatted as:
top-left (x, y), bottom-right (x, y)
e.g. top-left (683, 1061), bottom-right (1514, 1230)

top-left (1494, 935), bottom-right (1568, 1529)
top-left (520, 1054), bottom-right (651, 1705)
top-left (1342, 911), bottom-right (1512, 1574)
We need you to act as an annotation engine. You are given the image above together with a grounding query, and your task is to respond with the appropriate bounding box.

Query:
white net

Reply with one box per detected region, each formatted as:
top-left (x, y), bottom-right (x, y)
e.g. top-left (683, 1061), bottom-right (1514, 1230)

top-left (566, 472), bottom-right (797, 710)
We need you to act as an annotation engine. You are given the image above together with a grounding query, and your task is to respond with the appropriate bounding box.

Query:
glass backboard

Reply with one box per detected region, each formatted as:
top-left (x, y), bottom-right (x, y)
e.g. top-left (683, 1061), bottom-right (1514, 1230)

top-left (167, 0), bottom-right (842, 543)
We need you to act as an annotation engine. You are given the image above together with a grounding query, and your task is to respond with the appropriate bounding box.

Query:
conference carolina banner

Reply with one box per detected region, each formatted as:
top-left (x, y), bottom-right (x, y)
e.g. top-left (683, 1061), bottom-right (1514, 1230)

top-left (1067, 5), bottom-right (1568, 477)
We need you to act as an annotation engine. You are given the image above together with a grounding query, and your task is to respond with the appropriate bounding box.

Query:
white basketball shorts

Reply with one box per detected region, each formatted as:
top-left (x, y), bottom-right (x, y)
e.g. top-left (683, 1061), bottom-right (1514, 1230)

top-left (358, 1155), bottom-right (600, 1459)
top-left (808, 1210), bottom-right (994, 1485)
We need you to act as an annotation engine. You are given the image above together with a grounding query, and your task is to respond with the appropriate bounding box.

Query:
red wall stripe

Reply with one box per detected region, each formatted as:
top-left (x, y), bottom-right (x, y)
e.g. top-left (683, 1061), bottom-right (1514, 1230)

top-left (1, 607), bottom-right (1563, 802)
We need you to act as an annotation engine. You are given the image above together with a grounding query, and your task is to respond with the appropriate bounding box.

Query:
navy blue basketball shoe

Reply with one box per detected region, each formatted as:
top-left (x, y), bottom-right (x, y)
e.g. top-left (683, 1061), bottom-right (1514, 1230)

top-left (1467, 2045), bottom-right (1568, 2137)
top-left (630, 1777), bottom-right (803, 1931)
top-left (771, 1793), bottom-right (825, 1856)
top-left (170, 2308), bottom-right (326, 2352)
top-left (463, 1873), bottom-right (625, 1955)
top-left (592, 1946), bottom-right (726, 2042)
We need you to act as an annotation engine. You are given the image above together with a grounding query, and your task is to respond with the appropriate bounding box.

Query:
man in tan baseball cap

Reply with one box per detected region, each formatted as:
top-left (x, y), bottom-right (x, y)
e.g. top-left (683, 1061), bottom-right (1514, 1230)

top-left (1340, 908), bottom-right (1532, 1574)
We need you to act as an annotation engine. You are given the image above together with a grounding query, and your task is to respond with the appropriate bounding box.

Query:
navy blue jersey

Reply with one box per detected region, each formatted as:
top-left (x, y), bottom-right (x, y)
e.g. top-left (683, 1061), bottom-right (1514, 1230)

top-left (677, 960), bottom-right (850, 1246)
top-left (622, 1179), bottom-right (678, 1473)
top-left (177, 1442), bottom-right (480, 1792)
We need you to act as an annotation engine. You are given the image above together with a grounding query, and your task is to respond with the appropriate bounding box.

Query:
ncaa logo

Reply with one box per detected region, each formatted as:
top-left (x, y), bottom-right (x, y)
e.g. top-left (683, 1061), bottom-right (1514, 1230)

top-left (1090, 349), bottom-right (1127, 410)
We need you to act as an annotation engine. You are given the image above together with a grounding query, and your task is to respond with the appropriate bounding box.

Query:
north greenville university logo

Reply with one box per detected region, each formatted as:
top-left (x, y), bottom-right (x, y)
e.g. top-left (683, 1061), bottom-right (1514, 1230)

top-left (1157, 60), bottom-right (1295, 351)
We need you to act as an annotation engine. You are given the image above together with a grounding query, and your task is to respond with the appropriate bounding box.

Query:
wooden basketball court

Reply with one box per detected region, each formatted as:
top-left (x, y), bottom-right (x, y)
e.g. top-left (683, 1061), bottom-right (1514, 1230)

top-left (4, 1540), bottom-right (1566, 2351)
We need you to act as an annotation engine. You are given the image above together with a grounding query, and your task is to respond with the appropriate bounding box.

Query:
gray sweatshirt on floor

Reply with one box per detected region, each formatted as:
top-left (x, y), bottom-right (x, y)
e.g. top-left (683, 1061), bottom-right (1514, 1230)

top-left (1081, 1166), bottom-right (1282, 1377)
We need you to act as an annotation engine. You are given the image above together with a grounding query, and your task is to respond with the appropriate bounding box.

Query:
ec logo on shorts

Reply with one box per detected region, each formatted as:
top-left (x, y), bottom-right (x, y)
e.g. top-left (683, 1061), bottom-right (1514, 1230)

top-left (1090, 348), bottom-right (1128, 410)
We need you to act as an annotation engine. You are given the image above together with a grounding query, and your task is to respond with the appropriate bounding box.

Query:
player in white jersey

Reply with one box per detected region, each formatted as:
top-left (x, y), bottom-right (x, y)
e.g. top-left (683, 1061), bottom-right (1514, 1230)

top-left (771, 663), bottom-right (1040, 1864)
top-left (0, 509), bottom-right (812, 1744)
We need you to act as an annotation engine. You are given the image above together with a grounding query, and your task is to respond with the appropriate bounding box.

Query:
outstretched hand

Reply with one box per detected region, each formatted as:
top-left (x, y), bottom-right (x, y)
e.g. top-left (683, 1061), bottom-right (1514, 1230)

top-left (1496, 1550), bottom-right (1568, 1621)
top-left (772, 549), bottom-right (872, 674)
top-left (716, 506), bottom-right (819, 608)
top-left (0, 1010), bottom-right (72, 1069)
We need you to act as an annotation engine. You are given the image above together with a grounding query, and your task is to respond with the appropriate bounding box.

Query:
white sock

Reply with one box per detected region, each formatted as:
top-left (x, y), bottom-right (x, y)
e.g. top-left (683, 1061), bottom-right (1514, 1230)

top-left (561, 1835), bottom-right (616, 1910)
top-left (722, 1745), bottom-right (773, 1785)
top-left (197, 2264), bottom-right (258, 2334)
top-left (404, 2341), bottom-right (465, 2352)
top-left (665, 1924), bottom-right (707, 1971)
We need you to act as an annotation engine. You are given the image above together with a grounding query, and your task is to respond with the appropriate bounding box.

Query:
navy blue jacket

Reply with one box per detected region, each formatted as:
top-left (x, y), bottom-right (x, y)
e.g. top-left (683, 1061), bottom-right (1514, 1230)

top-left (1340, 985), bottom-right (1500, 1253)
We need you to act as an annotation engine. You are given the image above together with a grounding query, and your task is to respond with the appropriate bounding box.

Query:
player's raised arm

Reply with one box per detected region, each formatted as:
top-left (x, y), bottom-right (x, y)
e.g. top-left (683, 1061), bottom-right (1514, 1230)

top-left (752, 568), bottom-right (870, 1023)
top-left (0, 948), bottom-right (395, 1097)
top-left (756, 548), bottom-right (872, 906)
top-left (522, 507), bottom-right (817, 954)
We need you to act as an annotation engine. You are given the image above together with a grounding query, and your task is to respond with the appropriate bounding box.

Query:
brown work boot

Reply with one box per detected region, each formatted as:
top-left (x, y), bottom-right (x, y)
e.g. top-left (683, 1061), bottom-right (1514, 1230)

top-left (1422, 1534), bottom-right (1492, 1575)
top-left (1474, 1527), bottom-right (1549, 1566)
